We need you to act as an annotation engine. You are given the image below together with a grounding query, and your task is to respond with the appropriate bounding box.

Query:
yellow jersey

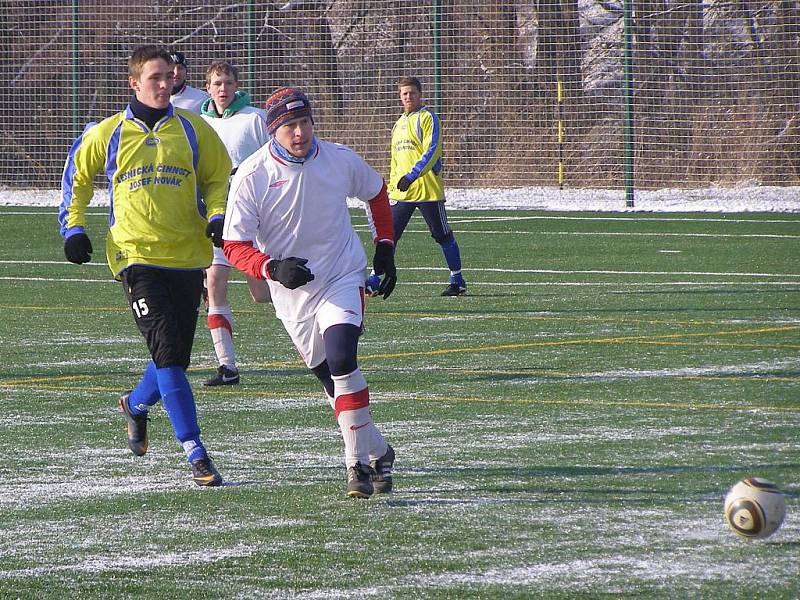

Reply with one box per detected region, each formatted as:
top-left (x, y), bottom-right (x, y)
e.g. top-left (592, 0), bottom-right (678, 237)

top-left (59, 105), bottom-right (232, 277)
top-left (388, 106), bottom-right (444, 202)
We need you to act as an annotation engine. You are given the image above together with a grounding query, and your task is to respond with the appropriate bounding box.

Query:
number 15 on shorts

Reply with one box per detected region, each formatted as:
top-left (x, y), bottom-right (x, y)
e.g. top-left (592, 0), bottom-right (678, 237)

top-left (131, 297), bottom-right (149, 318)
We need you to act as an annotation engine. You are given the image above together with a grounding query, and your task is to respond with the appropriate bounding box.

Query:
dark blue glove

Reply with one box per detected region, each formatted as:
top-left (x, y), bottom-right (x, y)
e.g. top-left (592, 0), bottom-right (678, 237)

top-left (372, 241), bottom-right (397, 299)
top-left (267, 257), bottom-right (315, 289)
top-left (64, 232), bottom-right (93, 264)
top-left (205, 217), bottom-right (224, 248)
top-left (396, 176), bottom-right (413, 192)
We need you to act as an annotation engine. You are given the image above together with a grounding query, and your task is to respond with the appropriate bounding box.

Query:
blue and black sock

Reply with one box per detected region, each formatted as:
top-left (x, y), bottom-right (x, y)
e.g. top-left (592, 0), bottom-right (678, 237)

top-left (441, 238), bottom-right (465, 285)
top-left (128, 361), bottom-right (160, 415)
top-left (156, 366), bottom-right (206, 463)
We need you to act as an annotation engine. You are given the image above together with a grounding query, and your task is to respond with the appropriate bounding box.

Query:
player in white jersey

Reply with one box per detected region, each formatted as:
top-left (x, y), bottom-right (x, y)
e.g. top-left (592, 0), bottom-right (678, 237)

top-left (168, 50), bottom-right (209, 113)
top-left (199, 60), bottom-right (271, 387)
top-left (223, 87), bottom-right (397, 499)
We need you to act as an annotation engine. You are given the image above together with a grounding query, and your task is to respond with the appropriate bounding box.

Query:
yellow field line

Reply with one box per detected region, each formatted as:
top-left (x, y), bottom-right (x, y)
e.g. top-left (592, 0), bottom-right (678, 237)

top-left (3, 303), bottom-right (796, 330)
top-left (630, 340), bottom-right (800, 350)
top-left (403, 394), bottom-right (800, 413)
top-left (1, 383), bottom-right (797, 413)
top-left (444, 368), bottom-right (800, 381)
top-left (0, 304), bottom-right (126, 313)
top-left (361, 324), bottom-right (800, 360)
top-left (0, 326), bottom-right (795, 383)
top-left (4, 371), bottom-right (797, 389)
top-left (3, 374), bottom-right (92, 385)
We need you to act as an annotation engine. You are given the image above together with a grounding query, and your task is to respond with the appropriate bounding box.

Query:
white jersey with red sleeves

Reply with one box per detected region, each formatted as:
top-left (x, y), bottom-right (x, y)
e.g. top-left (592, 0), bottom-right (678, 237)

top-left (201, 105), bottom-right (270, 169)
top-left (224, 139), bottom-right (383, 322)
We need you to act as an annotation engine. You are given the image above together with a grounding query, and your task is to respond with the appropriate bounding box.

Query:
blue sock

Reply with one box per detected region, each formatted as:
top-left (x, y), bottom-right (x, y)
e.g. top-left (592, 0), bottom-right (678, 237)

top-left (128, 361), bottom-right (160, 415)
top-left (440, 238), bottom-right (464, 284)
top-left (155, 366), bottom-right (206, 463)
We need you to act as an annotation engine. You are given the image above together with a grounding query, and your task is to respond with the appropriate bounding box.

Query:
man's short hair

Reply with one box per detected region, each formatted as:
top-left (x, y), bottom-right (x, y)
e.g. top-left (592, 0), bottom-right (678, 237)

top-left (205, 60), bottom-right (240, 87)
top-left (129, 45), bottom-right (173, 80)
top-left (398, 76), bottom-right (422, 92)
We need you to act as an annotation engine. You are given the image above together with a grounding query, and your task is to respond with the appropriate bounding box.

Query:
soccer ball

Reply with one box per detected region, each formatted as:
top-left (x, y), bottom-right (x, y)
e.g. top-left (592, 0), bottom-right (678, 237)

top-left (724, 477), bottom-right (786, 539)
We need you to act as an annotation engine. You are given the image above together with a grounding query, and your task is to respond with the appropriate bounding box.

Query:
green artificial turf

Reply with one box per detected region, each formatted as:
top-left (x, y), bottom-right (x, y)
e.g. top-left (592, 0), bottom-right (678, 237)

top-left (0, 206), bottom-right (798, 598)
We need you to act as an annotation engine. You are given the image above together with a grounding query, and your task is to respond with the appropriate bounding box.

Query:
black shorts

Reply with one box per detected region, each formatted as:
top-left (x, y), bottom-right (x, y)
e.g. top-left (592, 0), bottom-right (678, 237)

top-left (121, 266), bottom-right (203, 369)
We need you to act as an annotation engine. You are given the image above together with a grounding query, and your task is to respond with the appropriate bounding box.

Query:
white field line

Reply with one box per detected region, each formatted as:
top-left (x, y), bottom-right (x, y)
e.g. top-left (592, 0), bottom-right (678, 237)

top-left (394, 267), bottom-right (800, 278)
top-left (580, 361), bottom-right (800, 381)
top-left (3, 262), bottom-right (799, 278)
top-left (5, 208), bottom-right (800, 223)
top-left (350, 225), bottom-right (799, 239)
top-left (2, 277), bottom-right (799, 288)
top-left (444, 214), bottom-right (800, 224)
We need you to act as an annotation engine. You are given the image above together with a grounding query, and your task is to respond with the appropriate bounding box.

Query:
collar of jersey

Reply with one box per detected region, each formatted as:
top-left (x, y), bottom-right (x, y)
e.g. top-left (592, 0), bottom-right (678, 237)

top-left (270, 136), bottom-right (318, 164)
top-left (201, 91), bottom-right (251, 119)
top-left (125, 102), bottom-right (175, 132)
top-left (403, 105), bottom-right (427, 117)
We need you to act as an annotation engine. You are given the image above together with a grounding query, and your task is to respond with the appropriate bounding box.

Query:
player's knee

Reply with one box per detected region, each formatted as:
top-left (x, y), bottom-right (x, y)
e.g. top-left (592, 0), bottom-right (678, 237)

top-left (434, 231), bottom-right (454, 246)
top-left (152, 348), bottom-right (191, 371)
top-left (324, 323), bottom-right (360, 376)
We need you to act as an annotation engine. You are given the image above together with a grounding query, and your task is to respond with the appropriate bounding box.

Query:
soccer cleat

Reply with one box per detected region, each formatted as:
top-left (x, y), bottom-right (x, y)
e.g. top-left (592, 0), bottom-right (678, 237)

top-left (440, 282), bottom-right (467, 296)
top-left (370, 444), bottom-right (395, 494)
top-left (203, 365), bottom-right (240, 387)
top-left (118, 391), bottom-right (149, 457)
top-left (191, 456), bottom-right (223, 487)
top-left (346, 462), bottom-right (376, 498)
top-left (364, 274), bottom-right (381, 298)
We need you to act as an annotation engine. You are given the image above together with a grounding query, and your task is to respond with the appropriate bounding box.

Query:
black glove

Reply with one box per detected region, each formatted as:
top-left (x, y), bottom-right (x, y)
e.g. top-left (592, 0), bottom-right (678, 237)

top-left (64, 232), bottom-right (93, 264)
top-left (267, 257), bottom-right (315, 289)
top-left (396, 175), bottom-right (412, 192)
top-left (372, 241), bottom-right (397, 299)
top-left (206, 218), bottom-right (224, 248)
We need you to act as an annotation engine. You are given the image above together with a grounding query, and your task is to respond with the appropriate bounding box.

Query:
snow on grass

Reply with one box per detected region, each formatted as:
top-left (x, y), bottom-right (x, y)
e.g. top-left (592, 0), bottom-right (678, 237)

top-left (6, 185), bottom-right (800, 212)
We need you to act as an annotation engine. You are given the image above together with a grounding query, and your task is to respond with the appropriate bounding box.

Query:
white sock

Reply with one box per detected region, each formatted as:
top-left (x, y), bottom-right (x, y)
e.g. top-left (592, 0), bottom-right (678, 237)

top-left (332, 369), bottom-right (385, 467)
top-left (337, 406), bottom-right (373, 467)
top-left (208, 305), bottom-right (237, 370)
top-left (369, 426), bottom-right (389, 462)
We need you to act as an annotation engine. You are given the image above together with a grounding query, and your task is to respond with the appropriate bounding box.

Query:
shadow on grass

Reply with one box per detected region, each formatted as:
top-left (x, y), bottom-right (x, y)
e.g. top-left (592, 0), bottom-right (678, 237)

top-left (220, 479), bottom-right (273, 488)
top-left (383, 463), bottom-right (800, 504)
top-left (402, 463), bottom-right (800, 480)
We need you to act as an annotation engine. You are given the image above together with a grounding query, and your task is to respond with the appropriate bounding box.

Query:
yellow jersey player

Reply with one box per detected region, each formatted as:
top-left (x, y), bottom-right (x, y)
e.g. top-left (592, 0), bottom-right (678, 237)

top-left (58, 45), bottom-right (231, 486)
top-left (367, 75), bottom-right (467, 297)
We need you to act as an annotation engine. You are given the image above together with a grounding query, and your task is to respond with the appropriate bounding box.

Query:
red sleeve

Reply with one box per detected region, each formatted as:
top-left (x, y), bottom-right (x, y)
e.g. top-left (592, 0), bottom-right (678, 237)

top-left (223, 240), bottom-right (271, 280)
top-left (366, 182), bottom-right (395, 245)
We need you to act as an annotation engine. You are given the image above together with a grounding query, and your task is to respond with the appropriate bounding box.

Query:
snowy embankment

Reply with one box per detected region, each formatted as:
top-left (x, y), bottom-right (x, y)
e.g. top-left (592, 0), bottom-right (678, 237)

top-left (2, 185), bottom-right (798, 212)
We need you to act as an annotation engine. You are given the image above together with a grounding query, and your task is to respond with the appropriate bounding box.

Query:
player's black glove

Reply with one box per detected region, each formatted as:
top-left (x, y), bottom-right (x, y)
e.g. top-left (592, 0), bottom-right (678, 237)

top-left (372, 241), bottom-right (397, 299)
top-left (396, 175), bottom-right (413, 192)
top-left (64, 232), bottom-right (93, 264)
top-left (267, 257), bottom-right (315, 289)
top-left (206, 217), bottom-right (224, 248)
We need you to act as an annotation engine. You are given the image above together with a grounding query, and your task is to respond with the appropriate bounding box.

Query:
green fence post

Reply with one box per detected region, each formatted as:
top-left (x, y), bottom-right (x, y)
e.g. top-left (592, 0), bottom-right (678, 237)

top-left (71, 0), bottom-right (80, 138)
top-left (247, 0), bottom-right (255, 89)
top-left (433, 0), bottom-right (442, 115)
top-left (622, 0), bottom-right (635, 208)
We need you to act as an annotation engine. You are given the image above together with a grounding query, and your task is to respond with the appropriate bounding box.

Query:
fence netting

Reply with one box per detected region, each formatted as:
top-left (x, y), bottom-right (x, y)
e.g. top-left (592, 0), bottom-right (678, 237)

top-left (2, 0), bottom-right (799, 193)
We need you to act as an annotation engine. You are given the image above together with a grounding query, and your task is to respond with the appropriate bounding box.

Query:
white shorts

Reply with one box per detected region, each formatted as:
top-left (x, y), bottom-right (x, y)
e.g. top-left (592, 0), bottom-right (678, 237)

top-left (283, 284), bottom-right (365, 368)
top-left (211, 246), bottom-right (232, 268)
